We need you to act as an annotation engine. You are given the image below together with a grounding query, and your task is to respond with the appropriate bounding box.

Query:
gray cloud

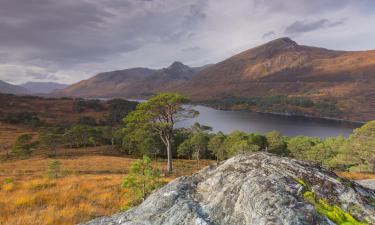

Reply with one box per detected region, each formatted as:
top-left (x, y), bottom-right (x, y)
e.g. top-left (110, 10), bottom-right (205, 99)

top-left (0, 0), bottom-right (374, 84)
top-left (285, 19), bottom-right (345, 34)
top-left (262, 31), bottom-right (276, 39)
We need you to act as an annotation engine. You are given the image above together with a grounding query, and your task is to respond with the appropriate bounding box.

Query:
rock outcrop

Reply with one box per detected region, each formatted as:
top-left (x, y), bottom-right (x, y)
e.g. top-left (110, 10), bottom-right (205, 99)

top-left (81, 153), bottom-right (375, 225)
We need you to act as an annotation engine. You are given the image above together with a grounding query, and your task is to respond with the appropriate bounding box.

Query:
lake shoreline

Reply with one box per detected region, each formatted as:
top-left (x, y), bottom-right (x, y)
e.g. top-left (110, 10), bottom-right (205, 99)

top-left (196, 103), bottom-right (366, 125)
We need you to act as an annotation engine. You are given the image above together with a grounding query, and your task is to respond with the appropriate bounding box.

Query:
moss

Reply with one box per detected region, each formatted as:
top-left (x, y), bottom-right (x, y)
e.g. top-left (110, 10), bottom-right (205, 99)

top-left (295, 178), bottom-right (308, 187)
top-left (303, 191), bottom-right (368, 225)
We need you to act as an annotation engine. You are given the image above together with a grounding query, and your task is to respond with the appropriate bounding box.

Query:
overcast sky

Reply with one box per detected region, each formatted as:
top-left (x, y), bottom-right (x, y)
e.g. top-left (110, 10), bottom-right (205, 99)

top-left (0, 0), bottom-right (375, 85)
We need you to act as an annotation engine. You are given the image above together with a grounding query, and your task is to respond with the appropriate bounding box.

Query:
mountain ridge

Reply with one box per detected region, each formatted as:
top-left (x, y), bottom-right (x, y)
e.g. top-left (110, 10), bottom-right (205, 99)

top-left (0, 80), bottom-right (30, 95)
top-left (21, 81), bottom-right (68, 94)
top-left (57, 38), bottom-right (375, 121)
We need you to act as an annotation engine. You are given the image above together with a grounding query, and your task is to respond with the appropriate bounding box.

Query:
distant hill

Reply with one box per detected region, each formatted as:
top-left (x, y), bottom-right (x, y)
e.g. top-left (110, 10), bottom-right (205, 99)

top-left (59, 38), bottom-right (375, 121)
top-left (58, 61), bottom-right (205, 98)
top-left (21, 82), bottom-right (68, 94)
top-left (0, 80), bottom-right (30, 95)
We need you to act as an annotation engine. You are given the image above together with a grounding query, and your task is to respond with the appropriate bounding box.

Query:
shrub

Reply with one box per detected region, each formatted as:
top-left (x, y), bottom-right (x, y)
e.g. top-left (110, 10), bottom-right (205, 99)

top-left (48, 160), bottom-right (62, 179)
top-left (121, 156), bottom-right (161, 208)
top-left (12, 134), bottom-right (34, 159)
top-left (74, 100), bottom-right (104, 113)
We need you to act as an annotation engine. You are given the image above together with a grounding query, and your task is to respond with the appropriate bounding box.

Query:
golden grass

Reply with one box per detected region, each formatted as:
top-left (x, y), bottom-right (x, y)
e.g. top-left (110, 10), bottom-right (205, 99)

top-left (336, 171), bottom-right (375, 180)
top-left (0, 155), bottom-right (213, 225)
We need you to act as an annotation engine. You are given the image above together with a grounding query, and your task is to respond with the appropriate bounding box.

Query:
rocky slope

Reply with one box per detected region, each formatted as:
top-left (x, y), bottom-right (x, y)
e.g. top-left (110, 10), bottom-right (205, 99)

top-left (81, 153), bottom-right (375, 225)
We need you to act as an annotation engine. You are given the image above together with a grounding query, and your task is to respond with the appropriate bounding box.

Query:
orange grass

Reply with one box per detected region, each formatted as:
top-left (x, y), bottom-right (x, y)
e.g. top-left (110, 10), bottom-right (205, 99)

top-left (0, 155), bottom-right (213, 225)
top-left (336, 171), bottom-right (375, 180)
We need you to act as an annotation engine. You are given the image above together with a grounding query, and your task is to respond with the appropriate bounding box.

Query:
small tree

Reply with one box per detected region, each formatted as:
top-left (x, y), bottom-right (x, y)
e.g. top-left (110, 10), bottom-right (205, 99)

top-left (265, 131), bottom-right (288, 155)
top-left (124, 93), bottom-right (198, 174)
top-left (12, 134), bottom-right (33, 159)
top-left (48, 160), bottom-right (62, 179)
top-left (177, 139), bottom-right (193, 159)
top-left (190, 132), bottom-right (209, 168)
top-left (208, 132), bottom-right (226, 163)
top-left (39, 128), bottom-right (63, 157)
top-left (121, 156), bottom-right (160, 209)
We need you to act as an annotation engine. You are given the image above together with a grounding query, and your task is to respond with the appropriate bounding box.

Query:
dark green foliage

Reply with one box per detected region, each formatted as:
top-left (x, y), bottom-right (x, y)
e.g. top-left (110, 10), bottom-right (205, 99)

top-left (78, 116), bottom-right (97, 126)
top-left (61, 125), bottom-right (110, 148)
top-left (315, 101), bottom-right (342, 117)
top-left (208, 132), bottom-right (226, 162)
top-left (287, 136), bottom-right (322, 160)
top-left (107, 99), bottom-right (138, 124)
top-left (12, 134), bottom-right (35, 159)
top-left (265, 131), bottom-right (289, 155)
top-left (121, 156), bottom-right (161, 209)
top-left (74, 99), bottom-right (104, 113)
top-left (123, 93), bottom-right (197, 173)
top-left (2, 112), bottom-right (42, 127)
top-left (38, 127), bottom-right (64, 156)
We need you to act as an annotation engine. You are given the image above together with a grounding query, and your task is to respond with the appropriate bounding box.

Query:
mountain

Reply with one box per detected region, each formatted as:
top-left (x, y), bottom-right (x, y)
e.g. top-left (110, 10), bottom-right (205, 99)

top-left (20, 82), bottom-right (68, 94)
top-left (0, 80), bottom-right (30, 95)
top-left (81, 153), bottom-right (375, 225)
top-left (178, 37), bottom-right (375, 97)
top-left (60, 38), bottom-right (375, 121)
top-left (60, 62), bottom-right (203, 98)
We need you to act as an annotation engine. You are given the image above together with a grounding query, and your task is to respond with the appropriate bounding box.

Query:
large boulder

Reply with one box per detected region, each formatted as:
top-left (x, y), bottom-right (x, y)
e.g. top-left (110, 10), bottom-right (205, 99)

top-left (81, 153), bottom-right (375, 225)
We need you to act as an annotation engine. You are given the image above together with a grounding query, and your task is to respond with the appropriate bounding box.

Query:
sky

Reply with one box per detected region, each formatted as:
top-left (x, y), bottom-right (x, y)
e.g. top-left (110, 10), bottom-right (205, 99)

top-left (0, 0), bottom-right (375, 85)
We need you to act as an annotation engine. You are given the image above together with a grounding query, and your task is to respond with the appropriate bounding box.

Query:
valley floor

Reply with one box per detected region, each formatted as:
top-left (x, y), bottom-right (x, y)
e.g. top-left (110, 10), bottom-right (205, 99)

top-left (0, 148), bottom-right (213, 225)
top-left (0, 122), bottom-right (374, 225)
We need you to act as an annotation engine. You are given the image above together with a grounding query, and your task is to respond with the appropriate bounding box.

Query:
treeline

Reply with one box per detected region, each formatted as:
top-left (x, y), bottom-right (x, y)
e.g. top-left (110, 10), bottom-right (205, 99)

top-left (201, 95), bottom-right (341, 117)
top-left (6, 93), bottom-right (374, 173)
top-left (119, 121), bottom-right (374, 172)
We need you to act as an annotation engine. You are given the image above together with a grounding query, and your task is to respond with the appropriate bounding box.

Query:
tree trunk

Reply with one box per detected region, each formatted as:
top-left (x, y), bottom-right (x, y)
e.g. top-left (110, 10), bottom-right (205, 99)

top-left (166, 139), bottom-right (173, 174)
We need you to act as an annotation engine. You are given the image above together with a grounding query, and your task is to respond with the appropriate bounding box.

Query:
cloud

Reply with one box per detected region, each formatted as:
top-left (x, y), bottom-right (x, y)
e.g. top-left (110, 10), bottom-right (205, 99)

top-left (285, 19), bottom-right (345, 35)
top-left (262, 31), bottom-right (276, 39)
top-left (0, 0), bottom-right (374, 84)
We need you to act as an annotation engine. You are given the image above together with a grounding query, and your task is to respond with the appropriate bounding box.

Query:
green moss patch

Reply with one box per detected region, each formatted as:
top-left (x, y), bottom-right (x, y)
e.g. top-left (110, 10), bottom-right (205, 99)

top-left (296, 178), bottom-right (368, 225)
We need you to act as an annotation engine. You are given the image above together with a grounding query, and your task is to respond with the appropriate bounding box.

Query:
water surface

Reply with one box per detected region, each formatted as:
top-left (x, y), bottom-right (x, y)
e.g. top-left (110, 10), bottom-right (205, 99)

top-left (176, 105), bottom-right (362, 138)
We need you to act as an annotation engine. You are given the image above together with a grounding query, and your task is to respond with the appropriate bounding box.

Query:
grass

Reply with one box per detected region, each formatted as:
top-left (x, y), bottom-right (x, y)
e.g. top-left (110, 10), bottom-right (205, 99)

top-left (0, 155), bottom-right (213, 225)
top-left (336, 172), bottom-right (375, 180)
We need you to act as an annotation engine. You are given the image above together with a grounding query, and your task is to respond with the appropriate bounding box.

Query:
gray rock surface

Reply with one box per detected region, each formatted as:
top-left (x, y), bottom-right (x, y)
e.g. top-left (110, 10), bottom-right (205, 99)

top-left (80, 153), bottom-right (375, 225)
top-left (357, 179), bottom-right (375, 190)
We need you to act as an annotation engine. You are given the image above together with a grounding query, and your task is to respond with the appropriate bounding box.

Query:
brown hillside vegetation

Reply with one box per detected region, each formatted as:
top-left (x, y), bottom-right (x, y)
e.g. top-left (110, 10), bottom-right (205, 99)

top-left (59, 62), bottom-right (204, 98)
top-left (176, 38), bottom-right (375, 121)
top-left (59, 38), bottom-right (375, 122)
top-left (0, 94), bottom-right (130, 125)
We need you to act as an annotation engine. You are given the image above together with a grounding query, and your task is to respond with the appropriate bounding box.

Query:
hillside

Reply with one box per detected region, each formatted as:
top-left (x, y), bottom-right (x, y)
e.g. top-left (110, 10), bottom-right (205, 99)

top-left (20, 82), bottom-right (68, 94)
top-left (59, 62), bottom-right (203, 98)
top-left (0, 80), bottom-right (30, 95)
top-left (59, 38), bottom-right (375, 121)
top-left (81, 152), bottom-right (375, 225)
top-left (176, 38), bottom-right (375, 121)
top-left (0, 94), bottom-right (137, 125)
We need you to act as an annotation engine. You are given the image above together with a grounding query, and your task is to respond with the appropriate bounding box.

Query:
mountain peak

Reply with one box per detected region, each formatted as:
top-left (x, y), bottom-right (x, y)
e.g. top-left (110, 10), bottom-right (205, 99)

top-left (168, 61), bottom-right (190, 70)
top-left (261, 37), bottom-right (299, 49)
